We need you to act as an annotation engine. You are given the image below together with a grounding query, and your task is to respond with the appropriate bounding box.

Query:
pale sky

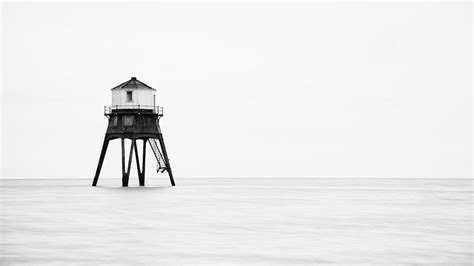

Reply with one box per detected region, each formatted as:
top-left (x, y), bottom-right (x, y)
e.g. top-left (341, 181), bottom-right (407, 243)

top-left (1, 2), bottom-right (472, 179)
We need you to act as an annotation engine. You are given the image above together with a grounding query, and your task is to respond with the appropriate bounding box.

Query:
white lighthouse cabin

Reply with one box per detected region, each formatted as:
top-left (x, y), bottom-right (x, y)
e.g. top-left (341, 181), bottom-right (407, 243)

top-left (110, 77), bottom-right (156, 110)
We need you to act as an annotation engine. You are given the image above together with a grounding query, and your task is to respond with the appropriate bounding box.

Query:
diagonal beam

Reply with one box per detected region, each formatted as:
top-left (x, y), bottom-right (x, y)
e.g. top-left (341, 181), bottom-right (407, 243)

top-left (133, 139), bottom-right (145, 186)
top-left (133, 139), bottom-right (141, 175)
top-left (123, 139), bottom-right (134, 187)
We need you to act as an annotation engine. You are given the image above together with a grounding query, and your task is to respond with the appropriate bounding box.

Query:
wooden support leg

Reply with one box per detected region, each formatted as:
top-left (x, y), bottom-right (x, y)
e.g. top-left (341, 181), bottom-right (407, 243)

top-left (142, 139), bottom-right (146, 185)
top-left (133, 139), bottom-right (144, 186)
top-left (167, 167), bottom-right (175, 186)
top-left (157, 126), bottom-right (175, 186)
top-left (121, 138), bottom-right (127, 187)
top-left (123, 139), bottom-right (134, 187)
top-left (92, 136), bottom-right (109, 186)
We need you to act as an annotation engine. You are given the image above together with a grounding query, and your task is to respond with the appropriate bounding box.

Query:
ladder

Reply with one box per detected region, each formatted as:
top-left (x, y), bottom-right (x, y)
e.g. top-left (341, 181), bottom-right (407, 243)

top-left (148, 139), bottom-right (167, 173)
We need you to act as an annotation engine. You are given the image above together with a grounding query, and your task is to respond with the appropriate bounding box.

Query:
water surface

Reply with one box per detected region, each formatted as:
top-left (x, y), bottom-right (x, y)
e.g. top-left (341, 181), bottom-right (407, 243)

top-left (1, 178), bottom-right (472, 265)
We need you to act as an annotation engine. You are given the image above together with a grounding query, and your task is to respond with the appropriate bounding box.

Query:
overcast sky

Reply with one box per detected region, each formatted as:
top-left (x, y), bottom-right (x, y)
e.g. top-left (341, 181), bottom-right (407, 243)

top-left (2, 2), bottom-right (471, 179)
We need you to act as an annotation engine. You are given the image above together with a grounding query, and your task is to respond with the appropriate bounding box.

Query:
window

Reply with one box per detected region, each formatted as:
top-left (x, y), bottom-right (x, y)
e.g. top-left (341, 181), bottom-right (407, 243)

top-left (126, 91), bottom-right (133, 102)
top-left (111, 116), bottom-right (118, 126)
top-left (123, 115), bottom-right (134, 126)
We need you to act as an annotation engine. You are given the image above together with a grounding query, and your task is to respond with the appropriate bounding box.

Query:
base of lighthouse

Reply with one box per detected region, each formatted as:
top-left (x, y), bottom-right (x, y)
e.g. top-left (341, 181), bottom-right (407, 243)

top-left (92, 108), bottom-right (175, 187)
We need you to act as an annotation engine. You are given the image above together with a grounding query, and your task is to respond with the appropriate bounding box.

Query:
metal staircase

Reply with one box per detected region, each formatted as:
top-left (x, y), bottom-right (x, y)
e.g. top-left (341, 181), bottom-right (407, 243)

top-left (148, 139), bottom-right (167, 173)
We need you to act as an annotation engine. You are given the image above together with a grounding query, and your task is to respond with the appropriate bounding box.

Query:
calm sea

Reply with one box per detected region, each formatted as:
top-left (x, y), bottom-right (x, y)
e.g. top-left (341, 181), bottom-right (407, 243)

top-left (1, 178), bottom-right (472, 265)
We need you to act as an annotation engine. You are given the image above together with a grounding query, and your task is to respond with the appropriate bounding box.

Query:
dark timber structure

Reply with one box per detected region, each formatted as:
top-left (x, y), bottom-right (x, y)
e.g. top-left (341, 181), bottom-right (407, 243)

top-left (92, 77), bottom-right (175, 187)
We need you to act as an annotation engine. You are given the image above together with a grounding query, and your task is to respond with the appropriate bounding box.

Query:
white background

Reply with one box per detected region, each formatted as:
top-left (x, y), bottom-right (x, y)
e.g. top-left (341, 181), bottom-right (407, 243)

top-left (2, 2), bottom-right (471, 179)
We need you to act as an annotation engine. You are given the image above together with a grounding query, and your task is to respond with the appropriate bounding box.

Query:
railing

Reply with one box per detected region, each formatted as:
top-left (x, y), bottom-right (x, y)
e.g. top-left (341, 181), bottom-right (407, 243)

top-left (148, 139), bottom-right (167, 173)
top-left (104, 105), bottom-right (163, 116)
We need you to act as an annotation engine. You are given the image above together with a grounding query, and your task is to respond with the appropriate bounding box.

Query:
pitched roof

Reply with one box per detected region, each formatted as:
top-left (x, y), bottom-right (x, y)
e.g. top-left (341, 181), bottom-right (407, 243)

top-left (111, 77), bottom-right (155, 90)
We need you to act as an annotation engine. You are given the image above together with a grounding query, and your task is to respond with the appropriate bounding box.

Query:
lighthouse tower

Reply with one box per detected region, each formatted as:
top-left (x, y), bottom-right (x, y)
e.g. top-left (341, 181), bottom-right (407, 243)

top-left (92, 77), bottom-right (175, 187)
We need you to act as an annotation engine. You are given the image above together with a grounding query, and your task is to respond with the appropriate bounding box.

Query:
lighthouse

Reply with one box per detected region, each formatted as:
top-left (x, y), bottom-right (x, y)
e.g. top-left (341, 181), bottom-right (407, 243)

top-left (92, 77), bottom-right (175, 187)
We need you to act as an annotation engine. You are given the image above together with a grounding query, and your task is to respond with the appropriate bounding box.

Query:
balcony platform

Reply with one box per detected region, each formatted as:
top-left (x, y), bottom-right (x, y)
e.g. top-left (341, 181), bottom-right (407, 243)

top-left (104, 105), bottom-right (163, 116)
